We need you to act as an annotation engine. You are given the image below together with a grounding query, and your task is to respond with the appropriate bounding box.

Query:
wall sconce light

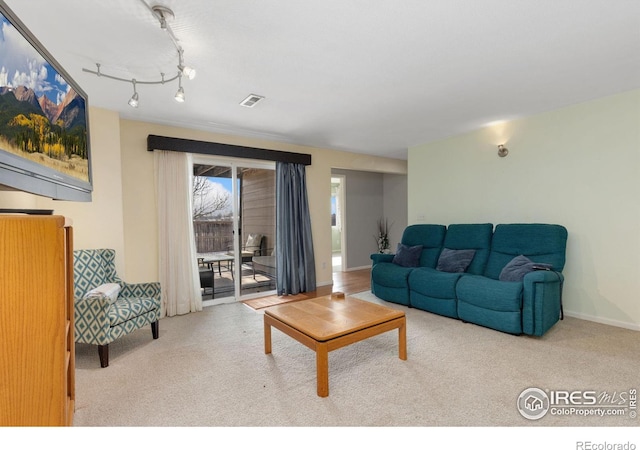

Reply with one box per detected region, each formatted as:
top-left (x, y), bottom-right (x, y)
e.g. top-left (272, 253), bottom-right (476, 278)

top-left (497, 144), bottom-right (509, 157)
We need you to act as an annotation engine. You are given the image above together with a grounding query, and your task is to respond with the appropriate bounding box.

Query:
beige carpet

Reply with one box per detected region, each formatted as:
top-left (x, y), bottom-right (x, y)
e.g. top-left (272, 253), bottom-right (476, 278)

top-left (72, 291), bottom-right (639, 428)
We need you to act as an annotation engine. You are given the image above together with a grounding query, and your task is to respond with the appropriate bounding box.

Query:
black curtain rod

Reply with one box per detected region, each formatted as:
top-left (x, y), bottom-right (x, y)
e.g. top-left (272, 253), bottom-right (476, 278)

top-left (147, 134), bottom-right (312, 166)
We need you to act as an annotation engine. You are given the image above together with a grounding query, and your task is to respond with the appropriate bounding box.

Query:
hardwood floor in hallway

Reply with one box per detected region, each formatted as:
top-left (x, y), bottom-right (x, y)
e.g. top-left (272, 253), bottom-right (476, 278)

top-left (327, 268), bottom-right (372, 296)
top-left (241, 268), bottom-right (372, 310)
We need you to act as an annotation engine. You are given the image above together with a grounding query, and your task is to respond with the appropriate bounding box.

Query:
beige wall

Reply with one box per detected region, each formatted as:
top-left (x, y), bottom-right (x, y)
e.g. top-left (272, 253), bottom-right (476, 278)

top-left (119, 119), bottom-right (407, 287)
top-left (408, 89), bottom-right (640, 330)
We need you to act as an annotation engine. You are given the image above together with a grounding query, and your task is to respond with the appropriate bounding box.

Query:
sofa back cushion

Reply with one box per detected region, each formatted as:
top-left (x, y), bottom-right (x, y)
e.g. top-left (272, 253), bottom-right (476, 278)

top-left (442, 223), bottom-right (493, 275)
top-left (401, 224), bottom-right (446, 268)
top-left (484, 224), bottom-right (568, 279)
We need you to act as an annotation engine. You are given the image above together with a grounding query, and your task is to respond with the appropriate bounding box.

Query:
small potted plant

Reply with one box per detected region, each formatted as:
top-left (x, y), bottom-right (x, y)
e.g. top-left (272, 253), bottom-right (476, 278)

top-left (375, 218), bottom-right (392, 253)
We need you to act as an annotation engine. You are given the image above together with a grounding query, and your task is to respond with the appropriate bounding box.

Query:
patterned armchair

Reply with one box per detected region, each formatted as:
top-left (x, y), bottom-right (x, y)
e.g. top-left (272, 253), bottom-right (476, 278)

top-left (73, 249), bottom-right (161, 367)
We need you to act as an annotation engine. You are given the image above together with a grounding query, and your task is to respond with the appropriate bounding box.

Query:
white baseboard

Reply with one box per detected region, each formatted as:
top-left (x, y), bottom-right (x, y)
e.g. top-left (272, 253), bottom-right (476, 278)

top-left (564, 310), bottom-right (640, 331)
top-left (316, 280), bottom-right (333, 287)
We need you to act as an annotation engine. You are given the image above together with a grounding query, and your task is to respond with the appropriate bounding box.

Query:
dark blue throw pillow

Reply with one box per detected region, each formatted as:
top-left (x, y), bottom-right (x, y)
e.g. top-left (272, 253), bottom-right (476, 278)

top-left (392, 243), bottom-right (423, 267)
top-left (499, 255), bottom-right (552, 281)
top-left (436, 248), bottom-right (476, 273)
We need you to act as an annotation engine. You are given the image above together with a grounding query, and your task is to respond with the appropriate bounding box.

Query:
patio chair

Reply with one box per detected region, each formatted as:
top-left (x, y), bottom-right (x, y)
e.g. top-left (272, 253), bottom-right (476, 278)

top-left (228, 233), bottom-right (265, 278)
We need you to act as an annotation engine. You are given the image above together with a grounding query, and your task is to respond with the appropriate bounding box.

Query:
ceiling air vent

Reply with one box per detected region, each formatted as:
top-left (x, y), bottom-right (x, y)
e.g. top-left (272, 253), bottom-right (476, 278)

top-left (240, 94), bottom-right (265, 108)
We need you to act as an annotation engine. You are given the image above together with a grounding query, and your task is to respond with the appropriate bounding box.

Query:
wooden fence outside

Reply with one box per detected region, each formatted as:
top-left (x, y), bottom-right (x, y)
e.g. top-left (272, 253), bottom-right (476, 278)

top-left (194, 220), bottom-right (234, 253)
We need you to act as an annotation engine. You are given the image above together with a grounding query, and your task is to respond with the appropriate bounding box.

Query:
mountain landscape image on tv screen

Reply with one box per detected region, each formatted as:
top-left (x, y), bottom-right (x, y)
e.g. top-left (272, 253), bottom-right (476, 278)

top-left (0, 12), bottom-right (88, 184)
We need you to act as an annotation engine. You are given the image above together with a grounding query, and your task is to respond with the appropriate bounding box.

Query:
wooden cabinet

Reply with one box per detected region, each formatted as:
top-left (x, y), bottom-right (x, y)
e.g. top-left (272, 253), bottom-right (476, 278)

top-left (0, 215), bottom-right (75, 426)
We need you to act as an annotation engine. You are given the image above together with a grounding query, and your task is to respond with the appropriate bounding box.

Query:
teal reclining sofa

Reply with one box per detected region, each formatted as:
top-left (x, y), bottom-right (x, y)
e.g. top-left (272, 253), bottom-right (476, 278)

top-left (370, 223), bottom-right (567, 336)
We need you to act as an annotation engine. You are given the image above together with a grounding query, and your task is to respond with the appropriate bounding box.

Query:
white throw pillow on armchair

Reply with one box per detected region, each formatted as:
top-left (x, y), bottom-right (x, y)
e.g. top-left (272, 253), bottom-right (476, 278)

top-left (84, 283), bottom-right (121, 304)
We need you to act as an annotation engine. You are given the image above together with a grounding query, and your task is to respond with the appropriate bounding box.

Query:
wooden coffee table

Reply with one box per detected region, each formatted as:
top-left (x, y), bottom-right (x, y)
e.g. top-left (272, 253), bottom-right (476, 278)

top-left (263, 294), bottom-right (407, 397)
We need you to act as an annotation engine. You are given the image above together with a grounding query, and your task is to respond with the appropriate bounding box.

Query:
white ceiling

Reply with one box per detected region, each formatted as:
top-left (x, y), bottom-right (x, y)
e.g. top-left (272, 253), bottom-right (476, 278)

top-left (4, 0), bottom-right (640, 160)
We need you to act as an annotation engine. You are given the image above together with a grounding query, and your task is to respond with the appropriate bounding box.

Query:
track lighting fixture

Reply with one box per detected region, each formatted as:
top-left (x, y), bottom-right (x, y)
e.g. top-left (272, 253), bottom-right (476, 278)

top-left (82, 2), bottom-right (195, 107)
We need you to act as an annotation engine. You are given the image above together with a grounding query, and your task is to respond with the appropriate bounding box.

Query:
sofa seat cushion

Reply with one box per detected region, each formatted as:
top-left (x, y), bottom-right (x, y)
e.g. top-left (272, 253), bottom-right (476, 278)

top-left (456, 275), bottom-right (523, 312)
top-left (409, 267), bottom-right (462, 318)
top-left (457, 301), bottom-right (523, 335)
top-left (108, 297), bottom-right (158, 327)
top-left (371, 262), bottom-right (415, 288)
top-left (409, 267), bottom-right (462, 298)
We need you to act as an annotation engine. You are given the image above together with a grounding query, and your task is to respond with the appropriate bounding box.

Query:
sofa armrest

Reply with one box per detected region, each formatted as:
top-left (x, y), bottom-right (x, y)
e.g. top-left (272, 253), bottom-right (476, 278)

top-left (120, 282), bottom-right (162, 308)
top-left (371, 253), bottom-right (395, 265)
top-left (74, 295), bottom-right (112, 345)
top-left (522, 270), bottom-right (564, 336)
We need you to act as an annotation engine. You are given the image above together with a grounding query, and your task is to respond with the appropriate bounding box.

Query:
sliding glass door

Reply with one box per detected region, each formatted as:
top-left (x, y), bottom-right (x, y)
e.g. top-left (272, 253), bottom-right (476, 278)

top-left (192, 156), bottom-right (276, 305)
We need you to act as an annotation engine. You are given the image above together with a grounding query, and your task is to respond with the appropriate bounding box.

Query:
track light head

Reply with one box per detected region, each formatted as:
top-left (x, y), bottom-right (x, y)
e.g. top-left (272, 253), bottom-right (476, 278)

top-left (180, 65), bottom-right (196, 80)
top-left (128, 92), bottom-right (139, 108)
top-left (128, 80), bottom-right (139, 108)
top-left (175, 86), bottom-right (185, 103)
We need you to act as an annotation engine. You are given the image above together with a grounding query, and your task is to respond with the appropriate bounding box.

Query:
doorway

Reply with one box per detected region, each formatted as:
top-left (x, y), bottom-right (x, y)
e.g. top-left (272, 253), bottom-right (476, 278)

top-left (331, 175), bottom-right (346, 272)
top-left (192, 156), bottom-right (276, 305)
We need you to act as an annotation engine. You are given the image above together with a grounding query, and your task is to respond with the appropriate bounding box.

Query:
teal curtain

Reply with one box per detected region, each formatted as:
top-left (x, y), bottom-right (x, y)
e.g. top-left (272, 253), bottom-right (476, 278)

top-left (276, 162), bottom-right (316, 295)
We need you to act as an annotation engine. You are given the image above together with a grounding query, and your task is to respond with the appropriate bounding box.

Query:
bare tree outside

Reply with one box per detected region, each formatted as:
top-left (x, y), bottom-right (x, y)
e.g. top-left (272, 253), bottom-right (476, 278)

top-left (192, 176), bottom-right (231, 220)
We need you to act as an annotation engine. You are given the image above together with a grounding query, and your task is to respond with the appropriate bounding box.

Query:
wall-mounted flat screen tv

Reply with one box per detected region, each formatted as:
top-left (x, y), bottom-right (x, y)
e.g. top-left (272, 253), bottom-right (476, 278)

top-left (0, 1), bottom-right (91, 202)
